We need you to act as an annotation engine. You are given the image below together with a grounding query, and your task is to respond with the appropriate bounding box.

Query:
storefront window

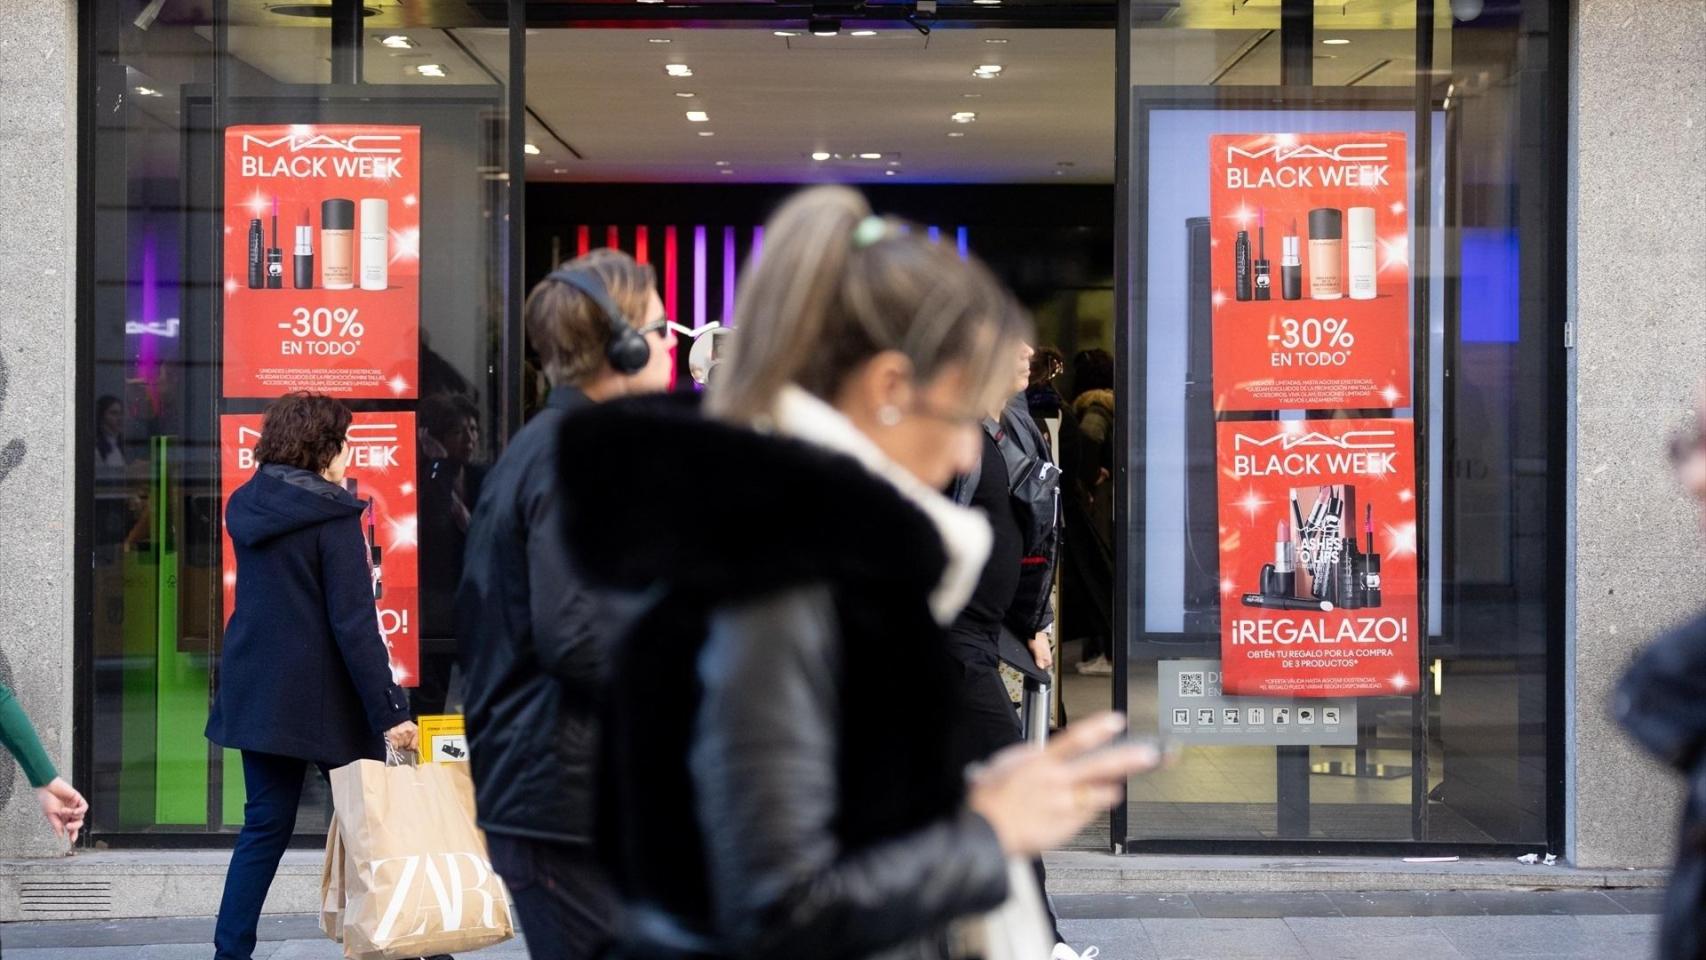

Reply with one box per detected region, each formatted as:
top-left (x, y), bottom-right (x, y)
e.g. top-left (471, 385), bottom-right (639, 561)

top-left (82, 0), bottom-right (519, 838)
top-left (1118, 0), bottom-right (1565, 848)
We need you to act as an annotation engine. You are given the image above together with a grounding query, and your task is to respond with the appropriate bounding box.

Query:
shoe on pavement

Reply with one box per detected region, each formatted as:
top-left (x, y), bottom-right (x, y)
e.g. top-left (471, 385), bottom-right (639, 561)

top-left (1052, 944), bottom-right (1099, 960)
top-left (1075, 655), bottom-right (1113, 676)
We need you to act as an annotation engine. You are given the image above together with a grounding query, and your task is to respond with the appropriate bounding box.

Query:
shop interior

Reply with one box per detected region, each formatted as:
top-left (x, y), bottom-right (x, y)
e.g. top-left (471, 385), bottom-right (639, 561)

top-left (88, 0), bottom-right (1557, 854)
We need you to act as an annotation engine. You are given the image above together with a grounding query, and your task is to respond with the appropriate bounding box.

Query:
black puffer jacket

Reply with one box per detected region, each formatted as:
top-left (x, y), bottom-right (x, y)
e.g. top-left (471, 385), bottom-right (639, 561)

top-left (1616, 610), bottom-right (1706, 960)
top-left (558, 395), bottom-right (1010, 960)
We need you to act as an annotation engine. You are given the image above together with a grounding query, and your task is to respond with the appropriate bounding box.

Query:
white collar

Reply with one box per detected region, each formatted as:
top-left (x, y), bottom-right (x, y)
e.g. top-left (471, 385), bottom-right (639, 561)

top-left (769, 385), bottom-right (991, 625)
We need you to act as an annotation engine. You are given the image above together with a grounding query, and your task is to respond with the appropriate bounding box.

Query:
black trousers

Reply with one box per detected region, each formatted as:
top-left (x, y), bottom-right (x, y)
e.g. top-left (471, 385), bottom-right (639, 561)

top-left (944, 632), bottom-right (1065, 945)
top-left (487, 833), bottom-right (619, 960)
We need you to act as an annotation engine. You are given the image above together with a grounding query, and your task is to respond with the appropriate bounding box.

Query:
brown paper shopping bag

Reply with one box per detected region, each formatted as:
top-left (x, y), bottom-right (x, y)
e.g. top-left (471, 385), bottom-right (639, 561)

top-left (319, 819), bottom-right (347, 942)
top-left (329, 758), bottom-right (514, 960)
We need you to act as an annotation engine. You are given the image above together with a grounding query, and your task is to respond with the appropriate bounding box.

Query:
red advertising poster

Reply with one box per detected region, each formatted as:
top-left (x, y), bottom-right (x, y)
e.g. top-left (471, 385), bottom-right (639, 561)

top-left (220, 412), bottom-right (421, 687)
top-left (1209, 131), bottom-right (1410, 412)
top-left (1216, 417), bottom-right (1419, 698)
top-left (222, 124), bottom-right (421, 399)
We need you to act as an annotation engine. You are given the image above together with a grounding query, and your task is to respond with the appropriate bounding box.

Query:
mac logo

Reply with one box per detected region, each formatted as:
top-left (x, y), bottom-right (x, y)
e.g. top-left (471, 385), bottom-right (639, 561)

top-left (240, 133), bottom-right (403, 155)
top-left (1232, 430), bottom-right (1398, 452)
top-left (1226, 143), bottom-right (1389, 164)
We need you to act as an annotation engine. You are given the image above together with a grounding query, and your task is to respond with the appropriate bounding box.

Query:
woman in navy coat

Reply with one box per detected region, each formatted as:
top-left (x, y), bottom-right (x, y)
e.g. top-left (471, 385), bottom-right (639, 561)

top-left (206, 392), bottom-right (418, 960)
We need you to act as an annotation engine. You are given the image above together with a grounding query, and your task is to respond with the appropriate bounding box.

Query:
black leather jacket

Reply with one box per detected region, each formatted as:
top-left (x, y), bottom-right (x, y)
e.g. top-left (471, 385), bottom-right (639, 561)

top-left (557, 395), bottom-right (1011, 960)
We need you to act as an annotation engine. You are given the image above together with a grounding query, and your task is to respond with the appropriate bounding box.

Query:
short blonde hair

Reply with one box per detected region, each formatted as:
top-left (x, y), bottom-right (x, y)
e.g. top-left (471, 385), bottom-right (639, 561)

top-left (525, 249), bottom-right (657, 387)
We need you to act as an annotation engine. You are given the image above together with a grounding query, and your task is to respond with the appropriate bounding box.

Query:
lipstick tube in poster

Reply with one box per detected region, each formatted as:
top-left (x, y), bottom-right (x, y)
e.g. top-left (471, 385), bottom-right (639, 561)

top-left (1241, 593), bottom-right (1334, 613)
top-left (1347, 206), bottom-right (1377, 301)
top-left (1263, 521), bottom-right (1296, 597)
top-left (293, 213), bottom-right (314, 290)
top-left (359, 198), bottom-right (388, 291)
top-left (1281, 225), bottom-right (1302, 301)
top-left (1234, 230), bottom-right (1252, 301)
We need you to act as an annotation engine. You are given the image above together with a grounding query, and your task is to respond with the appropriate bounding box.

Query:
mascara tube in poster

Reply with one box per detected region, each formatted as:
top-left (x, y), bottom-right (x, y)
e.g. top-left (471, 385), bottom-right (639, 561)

top-left (360, 198), bottom-right (388, 291)
top-left (1234, 230), bottom-right (1252, 301)
top-left (1308, 207), bottom-right (1343, 301)
top-left (1253, 208), bottom-right (1271, 301)
top-left (266, 196), bottom-right (283, 289)
top-left (321, 198), bottom-right (355, 290)
top-left (1241, 594), bottom-right (1334, 613)
top-left (246, 219), bottom-right (265, 289)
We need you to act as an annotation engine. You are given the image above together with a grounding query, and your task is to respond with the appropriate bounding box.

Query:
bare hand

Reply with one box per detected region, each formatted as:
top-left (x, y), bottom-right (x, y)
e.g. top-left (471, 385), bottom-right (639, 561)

top-left (384, 720), bottom-right (419, 753)
top-left (36, 777), bottom-right (88, 843)
top-left (1028, 631), bottom-right (1053, 671)
top-left (967, 712), bottom-right (1159, 857)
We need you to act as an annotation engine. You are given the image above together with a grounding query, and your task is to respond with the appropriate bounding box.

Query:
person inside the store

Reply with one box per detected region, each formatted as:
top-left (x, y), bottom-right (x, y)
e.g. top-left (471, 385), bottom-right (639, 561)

top-left (1616, 387), bottom-right (1706, 960)
top-left (456, 247), bottom-right (677, 960)
top-left (554, 185), bottom-right (1158, 960)
top-left (416, 390), bottom-right (486, 716)
top-left (205, 392), bottom-right (420, 960)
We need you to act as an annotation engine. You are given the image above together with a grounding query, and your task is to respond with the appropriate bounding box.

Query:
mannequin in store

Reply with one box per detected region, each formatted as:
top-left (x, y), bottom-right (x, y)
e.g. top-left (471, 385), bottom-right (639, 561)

top-left (456, 248), bottom-right (677, 960)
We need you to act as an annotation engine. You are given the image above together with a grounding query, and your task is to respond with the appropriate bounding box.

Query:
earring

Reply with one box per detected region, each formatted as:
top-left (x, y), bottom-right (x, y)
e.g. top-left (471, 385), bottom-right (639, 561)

top-left (877, 405), bottom-right (903, 427)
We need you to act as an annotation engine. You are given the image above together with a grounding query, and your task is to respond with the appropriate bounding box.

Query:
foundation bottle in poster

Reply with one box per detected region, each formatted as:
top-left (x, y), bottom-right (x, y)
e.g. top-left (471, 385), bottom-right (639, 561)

top-left (321, 198), bottom-right (355, 290)
top-left (1308, 207), bottom-right (1343, 300)
top-left (1347, 206), bottom-right (1377, 300)
top-left (359, 198), bottom-right (388, 291)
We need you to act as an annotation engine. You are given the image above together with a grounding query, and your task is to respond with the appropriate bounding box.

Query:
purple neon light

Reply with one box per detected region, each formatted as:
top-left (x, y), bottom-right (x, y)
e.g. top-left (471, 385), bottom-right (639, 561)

top-left (723, 226), bottom-right (737, 324)
top-left (752, 226), bottom-right (764, 266)
top-left (693, 225), bottom-right (708, 330)
top-left (957, 227), bottom-right (969, 260)
top-left (927, 226), bottom-right (941, 245)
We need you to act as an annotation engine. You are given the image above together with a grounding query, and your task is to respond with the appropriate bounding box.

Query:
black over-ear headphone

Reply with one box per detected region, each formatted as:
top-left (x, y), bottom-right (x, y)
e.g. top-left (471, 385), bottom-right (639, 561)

top-left (545, 267), bottom-right (651, 376)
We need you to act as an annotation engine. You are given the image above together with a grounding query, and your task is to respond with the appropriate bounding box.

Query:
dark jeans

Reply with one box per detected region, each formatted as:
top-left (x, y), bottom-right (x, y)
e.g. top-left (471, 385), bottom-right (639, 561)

top-left (943, 634), bottom-right (1065, 945)
top-left (214, 750), bottom-right (327, 960)
top-left (487, 833), bottom-right (618, 960)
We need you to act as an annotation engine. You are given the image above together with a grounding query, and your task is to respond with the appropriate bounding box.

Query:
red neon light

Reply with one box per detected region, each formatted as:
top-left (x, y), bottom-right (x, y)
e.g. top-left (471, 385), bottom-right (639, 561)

top-left (576, 225), bottom-right (590, 258)
top-left (606, 225), bottom-right (620, 251)
top-left (664, 225), bottom-right (679, 325)
top-left (635, 225), bottom-right (650, 265)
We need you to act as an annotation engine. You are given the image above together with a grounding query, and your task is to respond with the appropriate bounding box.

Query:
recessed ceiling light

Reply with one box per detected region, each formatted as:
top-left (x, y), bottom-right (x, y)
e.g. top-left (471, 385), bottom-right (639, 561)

top-left (774, 30), bottom-right (800, 37)
top-left (962, 93), bottom-right (982, 98)
top-left (974, 0), bottom-right (1002, 5)
top-left (415, 64), bottom-right (446, 78)
top-left (648, 38), bottom-right (672, 44)
top-left (850, 29), bottom-right (877, 37)
top-left (858, 153), bottom-right (883, 160)
top-left (810, 16), bottom-right (839, 36)
top-left (715, 160), bottom-right (730, 166)
top-left (553, 168), bottom-right (568, 174)
top-left (665, 64), bottom-right (693, 77)
top-left (379, 35), bottom-right (415, 49)
top-left (1323, 38), bottom-right (1351, 45)
top-left (637, 1), bottom-right (665, 4)
top-left (675, 91), bottom-right (697, 98)
top-left (985, 38), bottom-right (1009, 44)
top-left (698, 131), bottom-right (716, 137)
top-left (888, 161), bottom-right (901, 167)
top-left (972, 65), bottom-right (1003, 79)
top-left (524, 143), bottom-right (541, 156)
top-left (886, 170), bottom-right (897, 176)
top-left (950, 111), bottom-right (977, 123)
top-left (811, 151), bottom-right (832, 161)
top-left (135, 86), bottom-right (163, 97)
top-left (686, 110), bottom-right (710, 122)
top-left (947, 131), bottom-right (966, 138)
top-left (721, 169), bottom-right (734, 175)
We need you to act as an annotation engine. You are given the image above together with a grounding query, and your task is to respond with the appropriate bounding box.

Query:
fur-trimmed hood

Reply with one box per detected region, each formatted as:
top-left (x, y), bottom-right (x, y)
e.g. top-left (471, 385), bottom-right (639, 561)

top-left (556, 391), bottom-right (986, 619)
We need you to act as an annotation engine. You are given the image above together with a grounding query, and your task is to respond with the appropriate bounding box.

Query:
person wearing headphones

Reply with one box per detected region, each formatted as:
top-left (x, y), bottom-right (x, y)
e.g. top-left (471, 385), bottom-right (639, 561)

top-left (456, 248), bottom-right (676, 960)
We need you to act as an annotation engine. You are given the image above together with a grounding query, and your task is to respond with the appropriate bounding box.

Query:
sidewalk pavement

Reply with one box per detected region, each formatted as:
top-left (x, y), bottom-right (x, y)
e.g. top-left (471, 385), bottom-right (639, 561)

top-left (0, 889), bottom-right (1666, 960)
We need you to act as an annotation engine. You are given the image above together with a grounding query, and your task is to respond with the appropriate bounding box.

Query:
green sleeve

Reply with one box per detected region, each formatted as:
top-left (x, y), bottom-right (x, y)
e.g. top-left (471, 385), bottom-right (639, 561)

top-left (0, 681), bottom-right (58, 788)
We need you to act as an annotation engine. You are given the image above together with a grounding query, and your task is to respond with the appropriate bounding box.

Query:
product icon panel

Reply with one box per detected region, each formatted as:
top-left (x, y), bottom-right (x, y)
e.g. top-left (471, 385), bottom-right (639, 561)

top-left (1299, 708), bottom-right (1316, 725)
top-left (1223, 708), bottom-right (1242, 726)
top-left (1323, 708), bottom-right (1342, 725)
top-left (1273, 708), bottom-right (1291, 725)
top-left (1198, 709), bottom-right (1216, 726)
top-left (1173, 709), bottom-right (1191, 726)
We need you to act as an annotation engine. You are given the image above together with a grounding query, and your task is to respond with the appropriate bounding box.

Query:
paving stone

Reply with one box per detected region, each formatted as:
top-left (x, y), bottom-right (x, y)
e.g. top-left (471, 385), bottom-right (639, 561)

top-left (1059, 918), bottom-right (1160, 959)
top-left (1573, 913), bottom-right (1661, 955)
top-left (1605, 887), bottom-right (1667, 914)
top-left (1191, 892), bottom-right (1341, 919)
top-left (1284, 917), bottom-right (1468, 960)
top-left (1464, 890), bottom-right (1625, 916)
top-left (1055, 893), bottom-right (1199, 919)
top-left (1143, 918), bottom-right (1309, 959)
top-left (1328, 891), bottom-right (1486, 917)
top-left (1430, 915), bottom-right (1604, 958)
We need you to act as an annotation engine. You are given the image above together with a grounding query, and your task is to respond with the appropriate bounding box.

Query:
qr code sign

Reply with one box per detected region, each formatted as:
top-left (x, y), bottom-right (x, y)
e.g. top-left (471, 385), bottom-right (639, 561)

top-left (1179, 672), bottom-right (1206, 697)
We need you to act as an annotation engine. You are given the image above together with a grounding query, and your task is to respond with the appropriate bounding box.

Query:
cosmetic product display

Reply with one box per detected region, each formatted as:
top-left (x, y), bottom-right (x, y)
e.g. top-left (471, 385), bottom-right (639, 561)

top-left (321, 198), bottom-right (355, 290)
top-left (1234, 229), bottom-right (1252, 301)
top-left (264, 193), bottom-right (281, 288)
top-left (247, 219), bottom-right (265, 289)
top-left (1363, 504), bottom-right (1382, 606)
top-left (1240, 594), bottom-right (1334, 613)
top-left (1253, 208), bottom-right (1272, 301)
top-left (1260, 520), bottom-right (1296, 598)
top-left (345, 478), bottom-right (383, 601)
top-left (359, 198), bottom-right (388, 291)
top-left (293, 208), bottom-right (314, 290)
top-left (1281, 218), bottom-right (1301, 301)
top-left (1308, 207), bottom-right (1343, 300)
top-left (1347, 206), bottom-right (1376, 301)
